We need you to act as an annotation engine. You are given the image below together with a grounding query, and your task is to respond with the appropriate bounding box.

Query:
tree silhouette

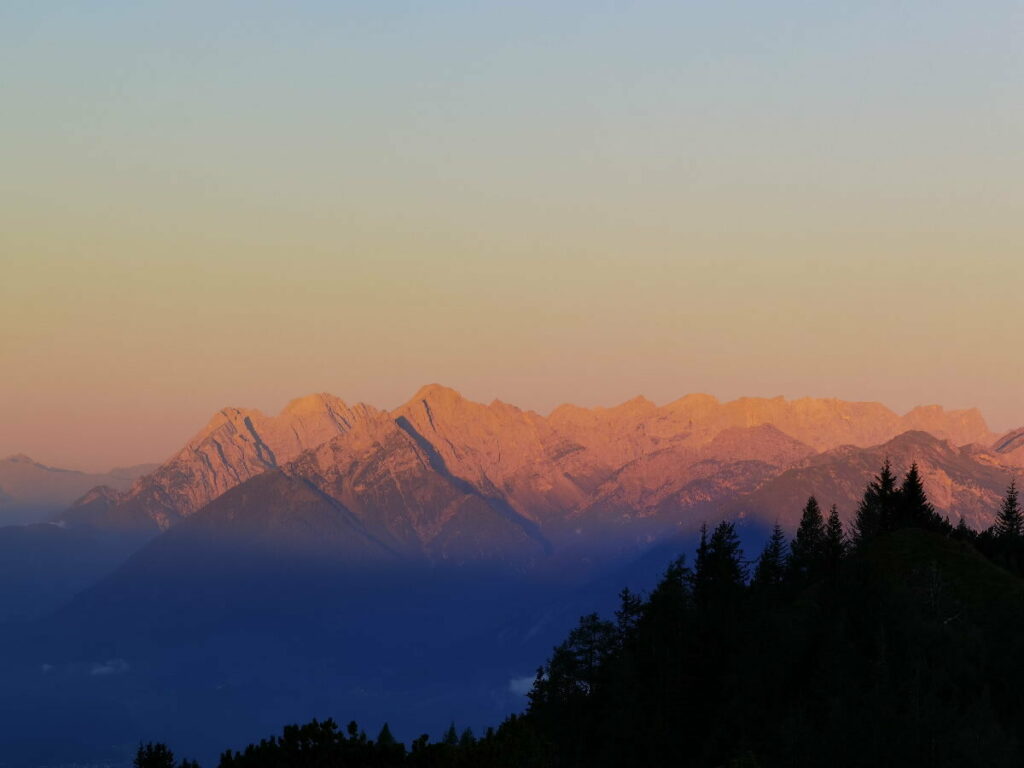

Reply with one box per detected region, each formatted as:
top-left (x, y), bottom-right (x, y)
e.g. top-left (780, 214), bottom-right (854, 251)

top-left (614, 587), bottom-right (644, 638)
top-left (695, 521), bottom-right (747, 608)
top-left (853, 459), bottom-right (900, 544)
top-left (788, 496), bottom-right (826, 581)
top-left (753, 523), bottom-right (788, 589)
top-left (898, 463), bottom-right (947, 532)
top-left (134, 744), bottom-right (177, 768)
top-left (952, 515), bottom-right (975, 545)
top-left (823, 504), bottom-right (847, 581)
top-left (994, 480), bottom-right (1022, 540)
top-left (693, 522), bottom-right (710, 608)
top-left (377, 722), bottom-right (398, 746)
top-left (443, 723), bottom-right (459, 746)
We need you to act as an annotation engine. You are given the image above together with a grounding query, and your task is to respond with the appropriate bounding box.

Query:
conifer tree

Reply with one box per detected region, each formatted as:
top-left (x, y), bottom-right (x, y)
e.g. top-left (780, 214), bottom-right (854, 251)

top-left (954, 515), bottom-right (974, 542)
top-left (696, 520), bottom-right (745, 610)
top-left (788, 496), bottom-right (826, 581)
top-left (376, 723), bottom-right (397, 746)
top-left (898, 463), bottom-right (943, 530)
top-left (994, 480), bottom-right (1022, 540)
top-left (443, 722), bottom-right (459, 746)
top-left (615, 587), bottom-right (644, 638)
top-left (853, 459), bottom-right (900, 544)
top-left (753, 523), bottom-right (787, 589)
top-left (693, 523), bottom-right (710, 608)
top-left (823, 505), bottom-right (847, 581)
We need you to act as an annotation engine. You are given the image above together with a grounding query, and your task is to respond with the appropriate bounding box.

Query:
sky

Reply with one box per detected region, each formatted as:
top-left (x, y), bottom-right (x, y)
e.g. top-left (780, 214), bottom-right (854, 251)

top-left (2, 1), bottom-right (1022, 471)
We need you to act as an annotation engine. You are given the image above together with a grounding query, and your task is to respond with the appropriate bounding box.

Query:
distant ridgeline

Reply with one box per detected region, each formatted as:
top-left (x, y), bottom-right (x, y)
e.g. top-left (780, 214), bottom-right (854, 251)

top-left (139, 463), bottom-right (1024, 768)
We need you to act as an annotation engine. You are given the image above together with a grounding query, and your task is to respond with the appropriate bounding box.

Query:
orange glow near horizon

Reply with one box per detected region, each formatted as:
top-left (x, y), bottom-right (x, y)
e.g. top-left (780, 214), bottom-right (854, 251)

top-left (2, 3), bottom-right (1022, 471)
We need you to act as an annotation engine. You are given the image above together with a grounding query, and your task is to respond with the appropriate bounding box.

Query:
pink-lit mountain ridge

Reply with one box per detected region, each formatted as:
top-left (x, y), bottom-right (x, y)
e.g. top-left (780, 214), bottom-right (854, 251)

top-left (60, 385), bottom-right (1019, 562)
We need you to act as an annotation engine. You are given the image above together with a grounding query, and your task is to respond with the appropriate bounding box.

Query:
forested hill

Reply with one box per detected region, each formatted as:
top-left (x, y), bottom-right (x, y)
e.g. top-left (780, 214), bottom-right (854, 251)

top-left (138, 468), bottom-right (1024, 768)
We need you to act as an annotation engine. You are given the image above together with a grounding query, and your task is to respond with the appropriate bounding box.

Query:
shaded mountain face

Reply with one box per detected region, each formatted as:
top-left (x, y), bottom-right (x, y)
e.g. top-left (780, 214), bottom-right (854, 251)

top-left (0, 454), bottom-right (155, 525)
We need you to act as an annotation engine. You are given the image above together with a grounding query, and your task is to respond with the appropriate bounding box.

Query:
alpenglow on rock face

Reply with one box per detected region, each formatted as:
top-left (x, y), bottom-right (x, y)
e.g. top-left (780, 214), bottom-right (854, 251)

top-left (56, 384), bottom-right (1016, 546)
top-left (63, 394), bottom-right (382, 531)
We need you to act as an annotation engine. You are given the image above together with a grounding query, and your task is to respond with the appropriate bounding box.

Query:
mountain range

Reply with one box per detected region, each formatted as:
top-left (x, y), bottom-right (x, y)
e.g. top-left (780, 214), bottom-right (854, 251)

top-left (56, 385), bottom-right (1008, 538)
top-left (1, 385), bottom-right (1021, 766)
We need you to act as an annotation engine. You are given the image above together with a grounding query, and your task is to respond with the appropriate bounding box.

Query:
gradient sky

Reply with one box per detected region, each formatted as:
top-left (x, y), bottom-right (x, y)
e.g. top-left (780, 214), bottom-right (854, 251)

top-left (2, 1), bottom-right (1022, 471)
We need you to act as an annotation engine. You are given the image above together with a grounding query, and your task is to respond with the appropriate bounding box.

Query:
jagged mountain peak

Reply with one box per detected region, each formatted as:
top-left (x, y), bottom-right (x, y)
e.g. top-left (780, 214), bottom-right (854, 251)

top-left (279, 392), bottom-right (374, 424)
top-left (663, 392), bottom-right (721, 411)
top-left (282, 391), bottom-right (342, 412)
top-left (409, 382), bottom-right (466, 404)
top-left (882, 428), bottom-right (948, 450)
top-left (394, 385), bottom-right (537, 437)
top-left (63, 394), bottom-right (384, 529)
top-left (612, 395), bottom-right (658, 413)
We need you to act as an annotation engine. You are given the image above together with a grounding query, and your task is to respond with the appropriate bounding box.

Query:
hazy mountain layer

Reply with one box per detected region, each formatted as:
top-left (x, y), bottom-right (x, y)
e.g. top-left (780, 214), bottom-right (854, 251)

top-left (0, 454), bottom-right (155, 525)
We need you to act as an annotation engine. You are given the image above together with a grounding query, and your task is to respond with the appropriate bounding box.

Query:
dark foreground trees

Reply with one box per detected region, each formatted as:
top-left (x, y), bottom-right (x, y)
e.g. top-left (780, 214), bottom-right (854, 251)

top-left (134, 742), bottom-right (199, 768)
top-left (515, 468), bottom-right (1024, 768)
top-left (147, 463), bottom-right (1024, 768)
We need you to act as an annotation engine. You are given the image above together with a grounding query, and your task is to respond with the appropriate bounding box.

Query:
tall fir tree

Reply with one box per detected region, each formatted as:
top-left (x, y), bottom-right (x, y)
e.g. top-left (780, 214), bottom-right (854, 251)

top-left (708, 521), bottom-right (747, 588)
top-left (788, 496), bottom-right (826, 581)
top-left (820, 503), bottom-right (848, 586)
top-left (753, 523), bottom-right (788, 589)
top-left (954, 515), bottom-right (975, 542)
top-left (443, 722), bottom-right (459, 747)
top-left (375, 723), bottom-right (404, 766)
top-left (994, 480), bottom-right (1023, 540)
top-left (615, 587), bottom-right (644, 638)
top-left (376, 723), bottom-right (397, 746)
top-left (853, 459), bottom-right (901, 545)
top-left (693, 522), bottom-right (710, 609)
top-left (898, 462), bottom-right (945, 531)
top-left (695, 521), bottom-right (746, 608)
